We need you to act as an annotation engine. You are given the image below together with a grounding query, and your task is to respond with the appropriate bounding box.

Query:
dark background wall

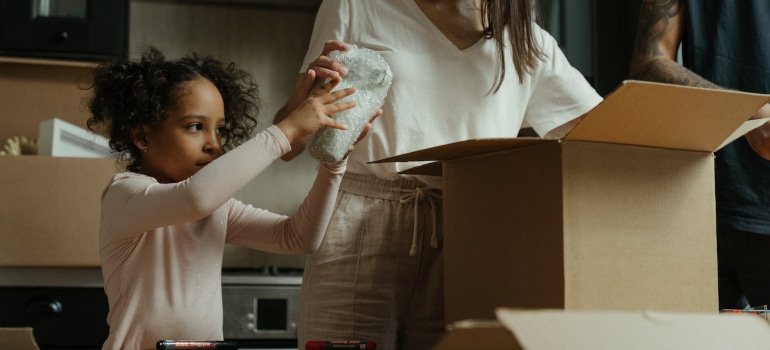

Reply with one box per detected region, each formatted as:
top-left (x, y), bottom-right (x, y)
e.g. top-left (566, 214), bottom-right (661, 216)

top-left (539, 0), bottom-right (644, 96)
top-left (594, 0), bottom-right (644, 96)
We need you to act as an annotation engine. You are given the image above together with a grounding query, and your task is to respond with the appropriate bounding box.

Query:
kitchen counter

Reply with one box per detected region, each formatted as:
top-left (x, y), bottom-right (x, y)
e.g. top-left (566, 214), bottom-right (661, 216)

top-left (0, 267), bottom-right (303, 287)
top-left (0, 267), bottom-right (103, 287)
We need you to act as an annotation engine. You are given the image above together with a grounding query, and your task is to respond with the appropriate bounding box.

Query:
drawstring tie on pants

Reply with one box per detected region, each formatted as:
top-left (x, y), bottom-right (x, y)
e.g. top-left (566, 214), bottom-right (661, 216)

top-left (399, 187), bottom-right (442, 256)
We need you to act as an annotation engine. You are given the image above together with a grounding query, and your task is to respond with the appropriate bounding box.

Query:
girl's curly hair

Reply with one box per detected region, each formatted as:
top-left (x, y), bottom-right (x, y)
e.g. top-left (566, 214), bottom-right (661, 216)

top-left (86, 46), bottom-right (260, 172)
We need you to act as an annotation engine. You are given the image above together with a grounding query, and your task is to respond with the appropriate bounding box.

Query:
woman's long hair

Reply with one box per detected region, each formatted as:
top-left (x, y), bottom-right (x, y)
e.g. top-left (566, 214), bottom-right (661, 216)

top-left (482, 0), bottom-right (545, 92)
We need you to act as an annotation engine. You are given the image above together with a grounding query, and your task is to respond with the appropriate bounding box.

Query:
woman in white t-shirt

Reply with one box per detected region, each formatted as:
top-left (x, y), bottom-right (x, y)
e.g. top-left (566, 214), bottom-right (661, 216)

top-left (274, 1), bottom-right (603, 349)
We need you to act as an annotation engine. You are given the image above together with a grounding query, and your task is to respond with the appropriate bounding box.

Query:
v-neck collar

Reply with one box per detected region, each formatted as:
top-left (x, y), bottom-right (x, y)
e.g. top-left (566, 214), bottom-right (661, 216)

top-left (404, 0), bottom-right (486, 54)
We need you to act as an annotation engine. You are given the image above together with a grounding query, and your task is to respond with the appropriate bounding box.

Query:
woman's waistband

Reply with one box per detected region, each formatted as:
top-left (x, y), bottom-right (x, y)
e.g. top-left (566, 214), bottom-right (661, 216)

top-left (340, 172), bottom-right (432, 200)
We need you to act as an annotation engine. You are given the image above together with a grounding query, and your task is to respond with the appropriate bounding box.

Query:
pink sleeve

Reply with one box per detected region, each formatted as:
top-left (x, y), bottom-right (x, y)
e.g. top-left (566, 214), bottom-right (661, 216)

top-left (100, 126), bottom-right (291, 240)
top-left (224, 160), bottom-right (346, 254)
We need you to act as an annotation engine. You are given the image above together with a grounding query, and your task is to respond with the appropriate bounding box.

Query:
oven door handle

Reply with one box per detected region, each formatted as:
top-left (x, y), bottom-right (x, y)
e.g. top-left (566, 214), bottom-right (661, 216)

top-left (26, 298), bottom-right (64, 314)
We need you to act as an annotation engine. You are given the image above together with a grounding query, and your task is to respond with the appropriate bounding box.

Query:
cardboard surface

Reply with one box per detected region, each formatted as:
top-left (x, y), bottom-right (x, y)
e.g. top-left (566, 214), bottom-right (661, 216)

top-left (0, 328), bottom-right (40, 350)
top-left (0, 156), bottom-right (116, 266)
top-left (37, 118), bottom-right (111, 158)
top-left (371, 138), bottom-right (552, 164)
top-left (374, 81), bottom-right (770, 164)
top-left (0, 57), bottom-right (96, 146)
top-left (565, 81), bottom-right (770, 152)
top-left (373, 81), bottom-right (770, 323)
top-left (442, 141), bottom-right (718, 318)
top-left (434, 309), bottom-right (770, 350)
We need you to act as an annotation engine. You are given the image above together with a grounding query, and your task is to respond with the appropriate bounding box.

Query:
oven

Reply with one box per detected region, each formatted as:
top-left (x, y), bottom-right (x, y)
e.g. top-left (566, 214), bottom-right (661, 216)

top-left (0, 268), bottom-right (109, 350)
top-left (222, 267), bottom-right (303, 350)
top-left (0, 267), bottom-right (303, 350)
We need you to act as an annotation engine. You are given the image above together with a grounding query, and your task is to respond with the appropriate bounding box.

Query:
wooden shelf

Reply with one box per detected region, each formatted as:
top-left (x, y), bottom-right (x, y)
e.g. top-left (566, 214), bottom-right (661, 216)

top-left (0, 56), bottom-right (97, 68)
top-left (132, 0), bottom-right (322, 11)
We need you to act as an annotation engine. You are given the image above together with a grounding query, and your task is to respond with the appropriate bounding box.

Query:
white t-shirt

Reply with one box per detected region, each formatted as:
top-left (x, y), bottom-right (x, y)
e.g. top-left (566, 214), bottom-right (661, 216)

top-left (99, 126), bottom-right (346, 349)
top-left (302, 0), bottom-right (603, 187)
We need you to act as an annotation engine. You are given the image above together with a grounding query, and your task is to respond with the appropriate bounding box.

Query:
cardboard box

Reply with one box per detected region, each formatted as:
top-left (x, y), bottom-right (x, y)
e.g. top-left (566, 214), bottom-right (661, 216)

top-left (37, 118), bottom-right (111, 158)
top-left (434, 308), bottom-right (770, 350)
top-left (0, 156), bottom-right (117, 267)
top-left (0, 328), bottom-right (39, 350)
top-left (0, 57), bottom-right (95, 146)
top-left (373, 81), bottom-right (770, 323)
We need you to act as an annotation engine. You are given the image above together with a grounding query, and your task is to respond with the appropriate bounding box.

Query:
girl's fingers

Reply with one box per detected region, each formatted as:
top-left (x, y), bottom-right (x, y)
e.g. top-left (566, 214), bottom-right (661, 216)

top-left (316, 99), bottom-right (356, 131)
top-left (326, 101), bottom-right (357, 115)
top-left (329, 86), bottom-right (355, 99)
top-left (323, 118), bottom-right (349, 131)
top-left (312, 85), bottom-right (355, 104)
top-left (309, 78), bottom-right (343, 98)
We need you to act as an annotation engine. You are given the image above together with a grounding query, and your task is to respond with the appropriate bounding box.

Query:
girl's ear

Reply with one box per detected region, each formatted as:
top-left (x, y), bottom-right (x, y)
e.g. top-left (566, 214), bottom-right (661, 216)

top-left (131, 125), bottom-right (149, 151)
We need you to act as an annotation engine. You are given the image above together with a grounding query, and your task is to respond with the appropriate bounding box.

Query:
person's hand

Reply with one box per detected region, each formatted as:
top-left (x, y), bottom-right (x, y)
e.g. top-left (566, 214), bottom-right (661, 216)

top-left (744, 103), bottom-right (770, 160)
top-left (276, 80), bottom-right (357, 145)
top-left (306, 40), bottom-right (350, 81)
top-left (286, 40), bottom-right (350, 117)
top-left (344, 108), bottom-right (383, 155)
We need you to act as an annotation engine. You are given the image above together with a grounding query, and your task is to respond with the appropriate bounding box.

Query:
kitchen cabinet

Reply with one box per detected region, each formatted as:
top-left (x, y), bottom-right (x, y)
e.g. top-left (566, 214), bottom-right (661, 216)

top-left (0, 0), bottom-right (129, 61)
top-left (0, 57), bottom-right (95, 151)
top-left (134, 0), bottom-right (321, 11)
top-left (0, 268), bottom-right (108, 350)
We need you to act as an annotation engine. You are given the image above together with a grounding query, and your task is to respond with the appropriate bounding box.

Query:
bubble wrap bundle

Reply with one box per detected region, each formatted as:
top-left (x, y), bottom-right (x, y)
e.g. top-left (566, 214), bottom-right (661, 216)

top-left (308, 45), bottom-right (393, 164)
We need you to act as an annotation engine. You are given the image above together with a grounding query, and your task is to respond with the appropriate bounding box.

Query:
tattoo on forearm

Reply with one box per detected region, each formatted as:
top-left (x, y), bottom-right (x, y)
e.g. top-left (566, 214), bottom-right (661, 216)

top-left (636, 0), bottom-right (680, 59)
top-left (634, 57), bottom-right (721, 88)
top-left (630, 0), bottom-right (721, 89)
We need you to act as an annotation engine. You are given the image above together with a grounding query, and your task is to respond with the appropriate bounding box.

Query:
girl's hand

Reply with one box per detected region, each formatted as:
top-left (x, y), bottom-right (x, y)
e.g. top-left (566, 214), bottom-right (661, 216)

top-left (276, 80), bottom-right (357, 145)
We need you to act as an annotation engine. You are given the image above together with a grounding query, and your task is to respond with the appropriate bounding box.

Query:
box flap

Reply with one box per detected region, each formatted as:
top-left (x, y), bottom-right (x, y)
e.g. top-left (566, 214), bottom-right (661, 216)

top-left (566, 80), bottom-right (770, 152)
top-left (718, 117), bottom-right (770, 150)
top-left (494, 308), bottom-right (770, 350)
top-left (434, 320), bottom-right (521, 350)
top-left (398, 161), bottom-right (444, 176)
top-left (370, 138), bottom-right (553, 163)
top-left (0, 328), bottom-right (40, 350)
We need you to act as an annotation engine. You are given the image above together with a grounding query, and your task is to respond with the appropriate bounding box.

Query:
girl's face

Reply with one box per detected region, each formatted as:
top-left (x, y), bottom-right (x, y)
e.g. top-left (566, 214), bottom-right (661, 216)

top-left (137, 77), bottom-right (226, 183)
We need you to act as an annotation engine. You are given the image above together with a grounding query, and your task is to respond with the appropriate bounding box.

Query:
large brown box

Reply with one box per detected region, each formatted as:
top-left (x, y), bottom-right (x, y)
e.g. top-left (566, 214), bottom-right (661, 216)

top-left (434, 309), bottom-right (770, 350)
top-left (374, 81), bottom-right (770, 323)
top-left (0, 156), bottom-right (116, 267)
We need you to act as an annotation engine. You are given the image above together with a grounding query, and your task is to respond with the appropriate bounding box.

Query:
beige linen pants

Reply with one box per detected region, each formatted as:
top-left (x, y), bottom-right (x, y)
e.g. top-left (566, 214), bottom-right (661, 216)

top-left (298, 172), bottom-right (445, 350)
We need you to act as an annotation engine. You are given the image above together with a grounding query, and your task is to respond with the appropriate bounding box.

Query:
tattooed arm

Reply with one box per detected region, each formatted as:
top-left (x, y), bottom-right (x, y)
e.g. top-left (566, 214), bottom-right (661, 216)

top-left (630, 0), bottom-right (770, 158)
top-left (629, 0), bottom-right (717, 88)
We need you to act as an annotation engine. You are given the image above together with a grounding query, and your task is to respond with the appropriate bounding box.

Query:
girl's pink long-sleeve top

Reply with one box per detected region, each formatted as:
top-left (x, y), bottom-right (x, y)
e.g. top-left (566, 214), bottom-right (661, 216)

top-left (98, 125), bottom-right (345, 349)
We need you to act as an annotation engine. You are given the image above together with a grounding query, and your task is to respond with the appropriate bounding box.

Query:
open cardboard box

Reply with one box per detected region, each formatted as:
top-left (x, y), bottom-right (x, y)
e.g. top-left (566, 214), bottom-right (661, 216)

top-left (372, 81), bottom-right (770, 323)
top-left (433, 308), bottom-right (770, 350)
top-left (0, 156), bottom-right (116, 266)
top-left (0, 328), bottom-right (40, 350)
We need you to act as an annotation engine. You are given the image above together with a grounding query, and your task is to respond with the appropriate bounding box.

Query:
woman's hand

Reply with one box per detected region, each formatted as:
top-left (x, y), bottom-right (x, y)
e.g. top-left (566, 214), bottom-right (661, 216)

top-left (274, 41), bottom-right (351, 160)
top-left (345, 108), bottom-right (383, 155)
top-left (745, 104), bottom-right (770, 160)
top-left (306, 40), bottom-right (350, 81)
top-left (276, 80), bottom-right (357, 145)
top-left (285, 41), bottom-right (350, 119)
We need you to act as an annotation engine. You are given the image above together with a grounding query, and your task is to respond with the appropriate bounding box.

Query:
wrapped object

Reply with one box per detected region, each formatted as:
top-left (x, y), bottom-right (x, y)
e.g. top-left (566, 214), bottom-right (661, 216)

top-left (308, 45), bottom-right (393, 163)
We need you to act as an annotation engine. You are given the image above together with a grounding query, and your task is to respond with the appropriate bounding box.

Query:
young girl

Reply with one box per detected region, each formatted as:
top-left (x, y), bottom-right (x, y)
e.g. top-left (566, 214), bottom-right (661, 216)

top-left (87, 47), bottom-right (368, 349)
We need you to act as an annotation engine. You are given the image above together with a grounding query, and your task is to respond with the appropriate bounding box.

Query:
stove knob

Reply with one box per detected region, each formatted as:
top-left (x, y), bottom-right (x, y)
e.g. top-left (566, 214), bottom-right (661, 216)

top-left (247, 313), bottom-right (256, 330)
